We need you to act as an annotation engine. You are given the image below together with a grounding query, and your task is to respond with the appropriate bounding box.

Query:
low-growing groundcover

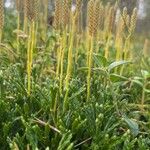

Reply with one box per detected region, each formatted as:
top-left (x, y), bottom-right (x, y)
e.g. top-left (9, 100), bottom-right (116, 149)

top-left (0, 0), bottom-right (150, 149)
top-left (1, 60), bottom-right (150, 149)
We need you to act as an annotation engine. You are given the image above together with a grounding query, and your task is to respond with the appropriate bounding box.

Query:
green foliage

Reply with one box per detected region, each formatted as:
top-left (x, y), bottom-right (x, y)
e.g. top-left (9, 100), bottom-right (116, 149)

top-left (0, 3), bottom-right (150, 150)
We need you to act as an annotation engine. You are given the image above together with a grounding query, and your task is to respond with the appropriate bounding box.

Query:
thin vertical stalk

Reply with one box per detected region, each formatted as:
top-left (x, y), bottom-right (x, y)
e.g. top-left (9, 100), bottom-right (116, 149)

top-left (60, 28), bottom-right (67, 94)
top-left (87, 36), bottom-right (94, 101)
top-left (75, 34), bottom-right (80, 64)
top-left (24, 14), bottom-right (28, 34)
top-left (27, 21), bottom-right (36, 96)
top-left (141, 80), bottom-right (146, 111)
top-left (17, 12), bottom-right (20, 54)
top-left (43, 0), bottom-right (48, 40)
top-left (63, 19), bottom-right (76, 112)
top-left (120, 35), bottom-right (131, 75)
top-left (104, 33), bottom-right (111, 59)
top-left (56, 32), bottom-right (62, 78)
top-left (27, 25), bottom-right (32, 95)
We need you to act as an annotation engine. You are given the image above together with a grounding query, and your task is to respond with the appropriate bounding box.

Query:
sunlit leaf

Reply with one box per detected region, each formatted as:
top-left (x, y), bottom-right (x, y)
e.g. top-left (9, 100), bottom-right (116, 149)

top-left (108, 61), bottom-right (132, 72)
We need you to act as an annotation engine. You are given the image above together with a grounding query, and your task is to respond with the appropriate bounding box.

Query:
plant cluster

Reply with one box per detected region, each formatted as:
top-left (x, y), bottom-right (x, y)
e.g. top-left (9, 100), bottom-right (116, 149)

top-left (0, 0), bottom-right (150, 149)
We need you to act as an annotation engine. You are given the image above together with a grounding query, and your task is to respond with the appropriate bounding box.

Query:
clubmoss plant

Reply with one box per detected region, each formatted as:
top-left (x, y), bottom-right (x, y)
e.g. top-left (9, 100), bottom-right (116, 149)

top-left (1, 1), bottom-right (149, 149)
top-left (120, 8), bottom-right (137, 75)
top-left (16, 0), bottom-right (21, 54)
top-left (26, 0), bottom-right (39, 96)
top-left (87, 0), bottom-right (100, 101)
top-left (64, 8), bottom-right (77, 111)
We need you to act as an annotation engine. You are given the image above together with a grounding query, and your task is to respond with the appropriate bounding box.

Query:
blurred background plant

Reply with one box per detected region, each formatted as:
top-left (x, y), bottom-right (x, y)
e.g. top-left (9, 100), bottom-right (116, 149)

top-left (4, 0), bottom-right (150, 36)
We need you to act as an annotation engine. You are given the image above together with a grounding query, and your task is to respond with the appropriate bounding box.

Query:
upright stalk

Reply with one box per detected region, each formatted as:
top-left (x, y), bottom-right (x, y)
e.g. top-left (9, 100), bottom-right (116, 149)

top-left (59, 29), bottom-right (67, 94)
top-left (87, 36), bottom-right (94, 101)
top-left (63, 19), bottom-right (76, 111)
top-left (27, 21), bottom-right (36, 96)
top-left (141, 78), bottom-right (147, 110)
top-left (17, 12), bottom-right (20, 54)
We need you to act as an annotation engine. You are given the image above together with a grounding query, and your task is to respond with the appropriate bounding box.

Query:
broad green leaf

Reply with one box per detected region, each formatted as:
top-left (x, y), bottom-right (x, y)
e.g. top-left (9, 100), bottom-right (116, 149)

top-left (110, 73), bottom-right (128, 82)
top-left (108, 61), bottom-right (131, 72)
top-left (133, 76), bottom-right (143, 80)
top-left (141, 70), bottom-right (150, 79)
top-left (123, 115), bottom-right (139, 137)
top-left (144, 88), bottom-right (150, 93)
top-left (93, 53), bottom-right (108, 67)
top-left (92, 67), bottom-right (108, 76)
top-left (132, 80), bottom-right (143, 87)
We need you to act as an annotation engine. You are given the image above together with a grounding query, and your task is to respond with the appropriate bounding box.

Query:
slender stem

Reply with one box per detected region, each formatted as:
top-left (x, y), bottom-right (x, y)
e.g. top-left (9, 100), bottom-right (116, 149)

top-left (87, 36), bottom-right (94, 101)
top-left (44, 0), bottom-right (48, 41)
top-left (0, 29), bottom-right (2, 43)
top-left (27, 25), bottom-right (32, 95)
top-left (24, 15), bottom-right (28, 33)
top-left (63, 19), bottom-right (75, 112)
top-left (75, 34), bottom-right (80, 64)
top-left (17, 12), bottom-right (20, 55)
top-left (120, 35), bottom-right (131, 75)
top-left (27, 21), bottom-right (36, 96)
top-left (56, 33), bottom-right (62, 78)
top-left (141, 79), bottom-right (146, 110)
top-left (60, 29), bottom-right (67, 94)
top-left (104, 33), bottom-right (111, 59)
